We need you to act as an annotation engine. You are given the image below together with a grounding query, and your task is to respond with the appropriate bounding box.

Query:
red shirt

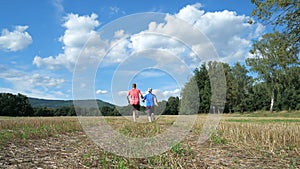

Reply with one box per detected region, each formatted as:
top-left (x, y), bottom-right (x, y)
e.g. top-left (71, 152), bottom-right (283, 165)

top-left (128, 88), bottom-right (141, 105)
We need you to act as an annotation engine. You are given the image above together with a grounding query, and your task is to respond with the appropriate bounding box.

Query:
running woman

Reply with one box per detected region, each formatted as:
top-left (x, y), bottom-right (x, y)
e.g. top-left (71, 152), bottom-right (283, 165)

top-left (127, 83), bottom-right (144, 122)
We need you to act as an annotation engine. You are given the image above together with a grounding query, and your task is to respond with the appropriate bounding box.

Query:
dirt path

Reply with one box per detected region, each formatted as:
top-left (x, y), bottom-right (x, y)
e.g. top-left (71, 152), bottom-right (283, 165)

top-left (0, 131), bottom-right (299, 168)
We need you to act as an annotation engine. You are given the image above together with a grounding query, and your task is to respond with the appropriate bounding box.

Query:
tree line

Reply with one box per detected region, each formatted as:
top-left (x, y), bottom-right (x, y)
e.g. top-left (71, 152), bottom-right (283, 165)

top-left (0, 93), bottom-right (121, 116)
top-left (180, 60), bottom-right (300, 114)
top-left (0, 93), bottom-right (181, 116)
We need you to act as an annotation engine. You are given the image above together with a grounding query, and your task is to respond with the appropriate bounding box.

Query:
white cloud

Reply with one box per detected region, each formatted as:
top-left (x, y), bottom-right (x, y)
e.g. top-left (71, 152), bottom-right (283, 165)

top-left (0, 70), bottom-right (64, 88)
top-left (33, 54), bottom-right (67, 70)
top-left (33, 5), bottom-right (263, 71)
top-left (249, 23), bottom-right (265, 39)
top-left (130, 32), bottom-right (185, 55)
top-left (52, 0), bottom-right (64, 15)
top-left (0, 66), bottom-right (66, 99)
top-left (96, 89), bottom-right (108, 94)
top-left (175, 3), bottom-right (205, 24)
top-left (118, 90), bottom-right (128, 96)
top-left (33, 13), bottom-right (107, 70)
top-left (162, 88), bottom-right (181, 97)
top-left (139, 71), bottom-right (165, 78)
top-left (114, 30), bottom-right (127, 39)
top-left (175, 4), bottom-right (265, 63)
top-left (0, 87), bottom-right (19, 95)
top-left (63, 13), bottom-right (99, 32)
top-left (29, 74), bottom-right (65, 87)
top-left (0, 26), bottom-right (32, 52)
top-left (106, 37), bottom-right (131, 63)
top-left (110, 6), bottom-right (120, 15)
top-left (144, 89), bottom-right (181, 102)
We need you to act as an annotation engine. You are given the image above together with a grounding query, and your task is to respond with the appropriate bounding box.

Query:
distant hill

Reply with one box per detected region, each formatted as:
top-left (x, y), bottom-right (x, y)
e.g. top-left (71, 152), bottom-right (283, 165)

top-left (28, 97), bottom-right (115, 108)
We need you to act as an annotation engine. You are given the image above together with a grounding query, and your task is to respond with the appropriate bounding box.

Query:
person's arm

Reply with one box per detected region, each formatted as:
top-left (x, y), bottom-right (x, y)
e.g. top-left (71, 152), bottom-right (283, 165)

top-left (154, 96), bottom-right (158, 106)
top-left (142, 93), bottom-right (145, 102)
top-left (139, 90), bottom-right (144, 100)
top-left (127, 92), bottom-right (130, 104)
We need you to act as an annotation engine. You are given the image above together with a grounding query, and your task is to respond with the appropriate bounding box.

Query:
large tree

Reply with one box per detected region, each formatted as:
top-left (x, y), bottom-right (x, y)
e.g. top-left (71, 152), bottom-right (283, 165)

top-left (277, 65), bottom-right (300, 110)
top-left (222, 63), bottom-right (234, 113)
top-left (247, 82), bottom-right (270, 111)
top-left (163, 96), bottom-right (180, 115)
top-left (231, 62), bottom-right (252, 113)
top-left (246, 32), bottom-right (299, 112)
top-left (194, 64), bottom-right (211, 113)
top-left (0, 93), bottom-right (34, 116)
top-left (251, 0), bottom-right (300, 49)
top-left (180, 76), bottom-right (200, 115)
top-left (250, 0), bottom-right (299, 112)
top-left (207, 61), bottom-right (227, 114)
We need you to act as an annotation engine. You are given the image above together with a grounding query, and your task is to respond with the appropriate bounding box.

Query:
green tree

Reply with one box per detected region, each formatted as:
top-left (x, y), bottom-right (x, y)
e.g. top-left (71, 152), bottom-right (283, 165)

top-left (194, 64), bottom-right (211, 113)
top-left (251, 0), bottom-right (299, 49)
top-left (181, 62), bottom-right (226, 114)
top-left (207, 61), bottom-right (227, 114)
top-left (180, 76), bottom-right (200, 115)
top-left (247, 82), bottom-right (270, 111)
top-left (222, 63), bottom-right (235, 113)
top-left (246, 32), bottom-right (299, 112)
top-left (111, 107), bottom-right (121, 116)
top-left (278, 66), bottom-right (300, 110)
top-left (163, 96), bottom-right (179, 115)
top-left (35, 107), bottom-right (54, 116)
top-left (0, 93), bottom-right (34, 116)
top-left (250, 0), bottom-right (300, 112)
top-left (231, 62), bottom-right (252, 113)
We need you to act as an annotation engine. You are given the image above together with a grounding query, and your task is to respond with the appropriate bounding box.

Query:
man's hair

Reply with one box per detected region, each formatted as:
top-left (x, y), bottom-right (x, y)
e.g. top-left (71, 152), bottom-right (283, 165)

top-left (132, 83), bottom-right (136, 88)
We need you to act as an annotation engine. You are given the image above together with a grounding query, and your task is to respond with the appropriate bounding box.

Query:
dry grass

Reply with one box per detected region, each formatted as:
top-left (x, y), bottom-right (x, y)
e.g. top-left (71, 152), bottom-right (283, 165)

top-left (0, 117), bottom-right (82, 144)
top-left (218, 121), bottom-right (299, 154)
top-left (0, 114), bottom-right (299, 168)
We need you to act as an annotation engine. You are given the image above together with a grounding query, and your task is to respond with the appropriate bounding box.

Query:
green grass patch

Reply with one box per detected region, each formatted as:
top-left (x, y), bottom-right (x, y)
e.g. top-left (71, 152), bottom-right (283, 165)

top-left (225, 119), bottom-right (300, 123)
top-left (0, 116), bottom-right (15, 120)
top-left (227, 111), bottom-right (300, 118)
top-left (171, 142), bottom-right (185, 154)
top-left (210, 131), bottom-right (227, 144)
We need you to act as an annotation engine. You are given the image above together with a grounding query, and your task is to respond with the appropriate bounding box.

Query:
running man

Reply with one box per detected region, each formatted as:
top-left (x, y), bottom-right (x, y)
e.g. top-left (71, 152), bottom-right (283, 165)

top-left (127, 83), bottom-right (144, 122)
top-left (143, 88), bottom-right (158, 122)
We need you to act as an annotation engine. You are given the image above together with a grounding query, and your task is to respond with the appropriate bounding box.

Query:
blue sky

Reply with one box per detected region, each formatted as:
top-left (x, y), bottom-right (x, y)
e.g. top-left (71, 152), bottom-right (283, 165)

top-left (0, 0), bottom-right (268, 106)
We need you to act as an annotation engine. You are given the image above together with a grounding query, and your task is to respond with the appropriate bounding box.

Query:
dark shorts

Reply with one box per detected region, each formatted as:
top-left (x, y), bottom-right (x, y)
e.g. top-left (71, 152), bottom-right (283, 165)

top-left (146, 106), bottom-right (155, 116)
top-left (131, 104), bottom-right (140, 111)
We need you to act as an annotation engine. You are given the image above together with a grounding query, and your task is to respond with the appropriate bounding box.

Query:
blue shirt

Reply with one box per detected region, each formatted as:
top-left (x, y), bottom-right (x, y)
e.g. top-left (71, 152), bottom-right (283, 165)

top-left (144, 93), bottom-right (156, 107)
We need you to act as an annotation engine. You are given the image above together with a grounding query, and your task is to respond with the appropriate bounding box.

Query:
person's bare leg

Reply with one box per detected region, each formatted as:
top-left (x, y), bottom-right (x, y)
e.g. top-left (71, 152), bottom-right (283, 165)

top-left (133, 110), bottom-right (137, 122)
top-left (147, 109), bottom-right (152, 122)
top-left (151, 113), bottom-right (155, 121)
top-left (148, 116), bottom-right (152, 122)
top-left (136, 110), bottom-right (139, 118)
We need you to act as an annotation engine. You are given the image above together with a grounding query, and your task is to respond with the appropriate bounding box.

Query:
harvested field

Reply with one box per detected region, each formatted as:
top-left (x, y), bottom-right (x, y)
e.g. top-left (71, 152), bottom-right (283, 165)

top-left (0, 114), bottom-right (299, 168)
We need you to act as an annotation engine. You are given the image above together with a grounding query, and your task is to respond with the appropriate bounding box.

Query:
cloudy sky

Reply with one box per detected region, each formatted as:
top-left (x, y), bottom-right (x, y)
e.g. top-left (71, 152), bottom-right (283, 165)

top-left (0, 0), bottom-right (267, 106)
